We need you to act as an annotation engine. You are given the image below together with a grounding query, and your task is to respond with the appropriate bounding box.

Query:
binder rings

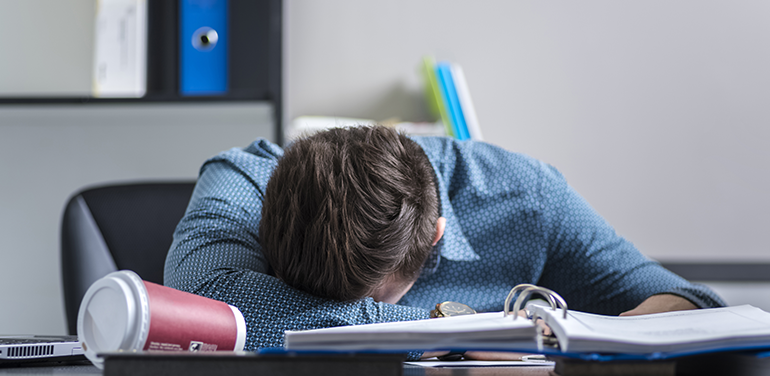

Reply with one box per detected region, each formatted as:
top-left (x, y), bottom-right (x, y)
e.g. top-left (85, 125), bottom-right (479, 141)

top-left (285, 284), bottom-right (770, 362)
top-left (179, 0), bottom-right (229, 96)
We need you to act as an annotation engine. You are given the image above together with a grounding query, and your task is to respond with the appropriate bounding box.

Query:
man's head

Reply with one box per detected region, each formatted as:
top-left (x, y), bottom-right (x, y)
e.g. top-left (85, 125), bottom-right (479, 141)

top-left (259, 126), bottom-right (441, 302)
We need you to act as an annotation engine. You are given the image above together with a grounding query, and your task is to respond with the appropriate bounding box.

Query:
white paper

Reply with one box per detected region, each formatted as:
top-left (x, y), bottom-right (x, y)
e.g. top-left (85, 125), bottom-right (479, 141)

top-left (285, 312), bottom-right (538, 351)
top-left (450, 64), bottom-right (483, 141)
top-left (405, 359), bottom-right (554, 368)
top-left (533, 304), bottom-right (770, 355)
top-left (92, 0), bottom-right (147, 98)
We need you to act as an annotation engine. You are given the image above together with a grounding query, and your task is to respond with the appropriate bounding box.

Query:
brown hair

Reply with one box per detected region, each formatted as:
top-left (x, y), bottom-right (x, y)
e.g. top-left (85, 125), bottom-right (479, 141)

top-left (259, 126), bottom-right (439, 301)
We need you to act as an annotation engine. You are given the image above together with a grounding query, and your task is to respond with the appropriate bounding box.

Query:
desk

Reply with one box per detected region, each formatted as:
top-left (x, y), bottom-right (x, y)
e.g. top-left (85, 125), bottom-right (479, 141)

top-left (6, 355), bottom-right (770, 376)
top-left (0, 364), bottom-right (99, 376)
top-left (6, 353), bottom-right (770, 376)
top-left (0, 363), bottom-right (555, 376)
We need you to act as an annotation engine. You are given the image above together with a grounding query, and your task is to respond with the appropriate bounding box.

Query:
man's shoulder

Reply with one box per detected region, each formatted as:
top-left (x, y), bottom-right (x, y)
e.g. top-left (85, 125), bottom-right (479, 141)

top-left (411, 136), bottom-right (557, 177)
top-left (197, 138), bottom-right (284, 185)
top-left (205, 138), bottom-right (284, 166)
top-left (243, 138), bottom-right (285, 159)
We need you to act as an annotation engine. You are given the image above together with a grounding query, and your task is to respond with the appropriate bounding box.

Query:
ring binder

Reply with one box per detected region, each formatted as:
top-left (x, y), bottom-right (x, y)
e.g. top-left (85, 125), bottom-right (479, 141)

top-left (286, 286), bottom-right (770, 362)
top-left (504, 284), bottom-right (568, 320)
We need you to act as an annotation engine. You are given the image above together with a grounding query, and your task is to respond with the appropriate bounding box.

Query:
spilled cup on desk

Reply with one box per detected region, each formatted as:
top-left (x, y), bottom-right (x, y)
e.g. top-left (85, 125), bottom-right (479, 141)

top-left (77, 270), bottom-right (246, 368)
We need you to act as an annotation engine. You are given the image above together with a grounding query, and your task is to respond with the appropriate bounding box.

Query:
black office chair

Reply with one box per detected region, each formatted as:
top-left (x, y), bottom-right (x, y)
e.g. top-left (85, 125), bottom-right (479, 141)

top-left (60, 181), bottom-right (196, 335)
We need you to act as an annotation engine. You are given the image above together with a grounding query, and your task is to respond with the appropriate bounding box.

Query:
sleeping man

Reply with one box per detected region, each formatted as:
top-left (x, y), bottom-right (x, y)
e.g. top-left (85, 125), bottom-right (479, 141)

top-left (164, 125), bottom-right (724, 359)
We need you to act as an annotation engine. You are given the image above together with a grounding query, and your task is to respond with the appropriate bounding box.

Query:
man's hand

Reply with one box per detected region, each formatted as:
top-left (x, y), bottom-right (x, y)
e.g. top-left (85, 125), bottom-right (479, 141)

top-left (619, 294), bottom-right (698, 316)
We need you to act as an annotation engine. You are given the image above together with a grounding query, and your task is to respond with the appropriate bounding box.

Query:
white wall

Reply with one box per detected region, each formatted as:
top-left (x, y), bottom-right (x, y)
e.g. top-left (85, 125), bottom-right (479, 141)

top-left (285, 0), bottom-right (770, 263)
top-left (0, 103), bottom-right (274, 335)
top-left (700, 282), bottom-right (770, 313)
top-left (0, 0), bottom-right (94, 96)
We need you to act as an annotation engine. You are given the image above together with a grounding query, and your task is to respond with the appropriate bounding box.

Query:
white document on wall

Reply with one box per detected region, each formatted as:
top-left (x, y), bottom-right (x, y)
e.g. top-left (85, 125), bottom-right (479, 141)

top-left (92, 0), bottom-right (147, 98)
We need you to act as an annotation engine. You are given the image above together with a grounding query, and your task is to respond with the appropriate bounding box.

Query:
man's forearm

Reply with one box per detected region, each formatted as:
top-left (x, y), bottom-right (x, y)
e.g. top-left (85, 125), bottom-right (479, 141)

top-left (619, 293), bottom-right (698, 316)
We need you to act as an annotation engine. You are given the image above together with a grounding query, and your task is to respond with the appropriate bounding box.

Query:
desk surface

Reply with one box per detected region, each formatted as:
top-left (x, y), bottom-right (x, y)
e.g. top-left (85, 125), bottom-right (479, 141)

top-left (0, 363), bottom-right (555, 376)
top-left (4, 353), bottom-right (768, 376)
top-left (0, 364), bottom-right (99, 376)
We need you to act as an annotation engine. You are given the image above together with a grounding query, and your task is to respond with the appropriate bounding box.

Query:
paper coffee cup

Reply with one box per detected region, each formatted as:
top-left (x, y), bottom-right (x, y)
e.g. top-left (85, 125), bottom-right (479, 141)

top-left (77, 270), bottom-right (246, 368)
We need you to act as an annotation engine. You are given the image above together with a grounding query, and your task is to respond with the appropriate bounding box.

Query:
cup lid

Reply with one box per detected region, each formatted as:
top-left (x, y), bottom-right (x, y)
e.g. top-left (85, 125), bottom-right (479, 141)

top-left (77, 270), bottom-right (150, 367)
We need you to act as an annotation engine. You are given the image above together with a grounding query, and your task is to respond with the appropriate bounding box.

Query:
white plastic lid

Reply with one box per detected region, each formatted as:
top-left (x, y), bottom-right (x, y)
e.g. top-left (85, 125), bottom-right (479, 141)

top-left (229, 304), bottom-right (247, 351)
top-left (77, 270), bottom-right (150, 368)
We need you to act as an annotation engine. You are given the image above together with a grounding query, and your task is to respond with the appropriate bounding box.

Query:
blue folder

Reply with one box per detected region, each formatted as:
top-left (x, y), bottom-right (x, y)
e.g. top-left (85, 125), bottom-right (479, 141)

top-left (436, 62), bottom-right (470, 141)
top-left (180, 0), bottom-right (229, 96)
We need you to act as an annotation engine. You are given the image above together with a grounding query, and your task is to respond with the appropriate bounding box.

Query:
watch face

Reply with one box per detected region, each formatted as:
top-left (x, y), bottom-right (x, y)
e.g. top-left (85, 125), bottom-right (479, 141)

top-left (439, 301), bottom-right (476, 316)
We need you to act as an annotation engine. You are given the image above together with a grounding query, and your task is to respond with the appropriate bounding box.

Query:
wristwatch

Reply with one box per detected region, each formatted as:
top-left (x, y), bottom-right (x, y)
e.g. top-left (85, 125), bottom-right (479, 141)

top-left (430, 302), bottom-right (476, 361)
top-left (430, 301), bottom-right (476, 318)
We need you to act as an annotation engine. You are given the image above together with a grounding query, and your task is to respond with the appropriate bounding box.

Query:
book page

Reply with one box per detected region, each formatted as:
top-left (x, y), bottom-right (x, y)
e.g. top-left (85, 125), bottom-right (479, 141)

top-left (533, 304), bottom-right (770, 355)
top-left (286, 312), bottom-right (539, 351)
top-left (289, 312), bottom-right (532, 336)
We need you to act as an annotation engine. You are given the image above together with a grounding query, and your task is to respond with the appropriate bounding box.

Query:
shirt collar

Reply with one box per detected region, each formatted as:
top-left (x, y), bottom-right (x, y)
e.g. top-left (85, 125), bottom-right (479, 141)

top-left (414, 138), bottom-right (481, 272)
top-left (433, 173), bottom-right (481, 262)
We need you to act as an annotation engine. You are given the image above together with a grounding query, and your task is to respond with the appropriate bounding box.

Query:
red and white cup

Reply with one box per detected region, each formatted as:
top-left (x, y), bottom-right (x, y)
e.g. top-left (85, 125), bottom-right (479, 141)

top-left (77, 270), bottom-right (246, 368)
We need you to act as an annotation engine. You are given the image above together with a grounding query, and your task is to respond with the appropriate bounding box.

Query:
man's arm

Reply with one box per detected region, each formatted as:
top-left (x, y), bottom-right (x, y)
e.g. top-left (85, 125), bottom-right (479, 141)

top-left (620, 293), bottom-right (698, 316)
top-left (164, 143), bottom-right (429, 352)
top-left (534, 163), bottom-right (725, 314)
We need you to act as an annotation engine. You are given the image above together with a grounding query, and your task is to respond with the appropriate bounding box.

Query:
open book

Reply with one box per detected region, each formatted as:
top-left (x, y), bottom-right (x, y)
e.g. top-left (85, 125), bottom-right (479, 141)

top-left (285, 285), bottom-right (770, 360)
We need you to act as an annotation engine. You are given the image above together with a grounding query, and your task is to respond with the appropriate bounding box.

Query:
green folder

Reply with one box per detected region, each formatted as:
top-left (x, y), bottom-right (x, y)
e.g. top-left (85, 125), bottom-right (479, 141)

top-left (422, 56), bottom-right (455, 138)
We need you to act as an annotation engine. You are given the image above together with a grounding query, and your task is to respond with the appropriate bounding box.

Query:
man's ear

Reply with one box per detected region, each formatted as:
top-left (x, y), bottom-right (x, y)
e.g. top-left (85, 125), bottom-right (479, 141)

top-left (432, 217), bottom-right (446, 246)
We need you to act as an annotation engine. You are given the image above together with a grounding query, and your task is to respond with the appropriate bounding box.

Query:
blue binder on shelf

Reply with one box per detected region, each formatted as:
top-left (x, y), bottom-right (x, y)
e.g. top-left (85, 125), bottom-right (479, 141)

top-left (180, 0), bottom-right (229, 96)
top-left (435, 62), bottom-right (470, 141)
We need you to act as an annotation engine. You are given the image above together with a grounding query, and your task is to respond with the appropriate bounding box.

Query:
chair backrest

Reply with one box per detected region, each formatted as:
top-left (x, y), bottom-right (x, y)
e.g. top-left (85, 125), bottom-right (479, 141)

top-left (60, 181), bottom-right (196, 334)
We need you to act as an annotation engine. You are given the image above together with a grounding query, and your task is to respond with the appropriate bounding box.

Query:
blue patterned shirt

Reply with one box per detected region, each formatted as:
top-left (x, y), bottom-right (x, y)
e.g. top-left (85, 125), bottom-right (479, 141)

top-left (164, 136), bottom-right (725, 355)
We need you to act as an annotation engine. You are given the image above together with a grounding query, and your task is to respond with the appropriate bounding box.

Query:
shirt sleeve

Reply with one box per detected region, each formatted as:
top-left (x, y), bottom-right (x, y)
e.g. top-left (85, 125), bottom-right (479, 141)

top-left (534, 164), bottom-right (726, 314)
top-left (164, 140), bottom-right (429, 354)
